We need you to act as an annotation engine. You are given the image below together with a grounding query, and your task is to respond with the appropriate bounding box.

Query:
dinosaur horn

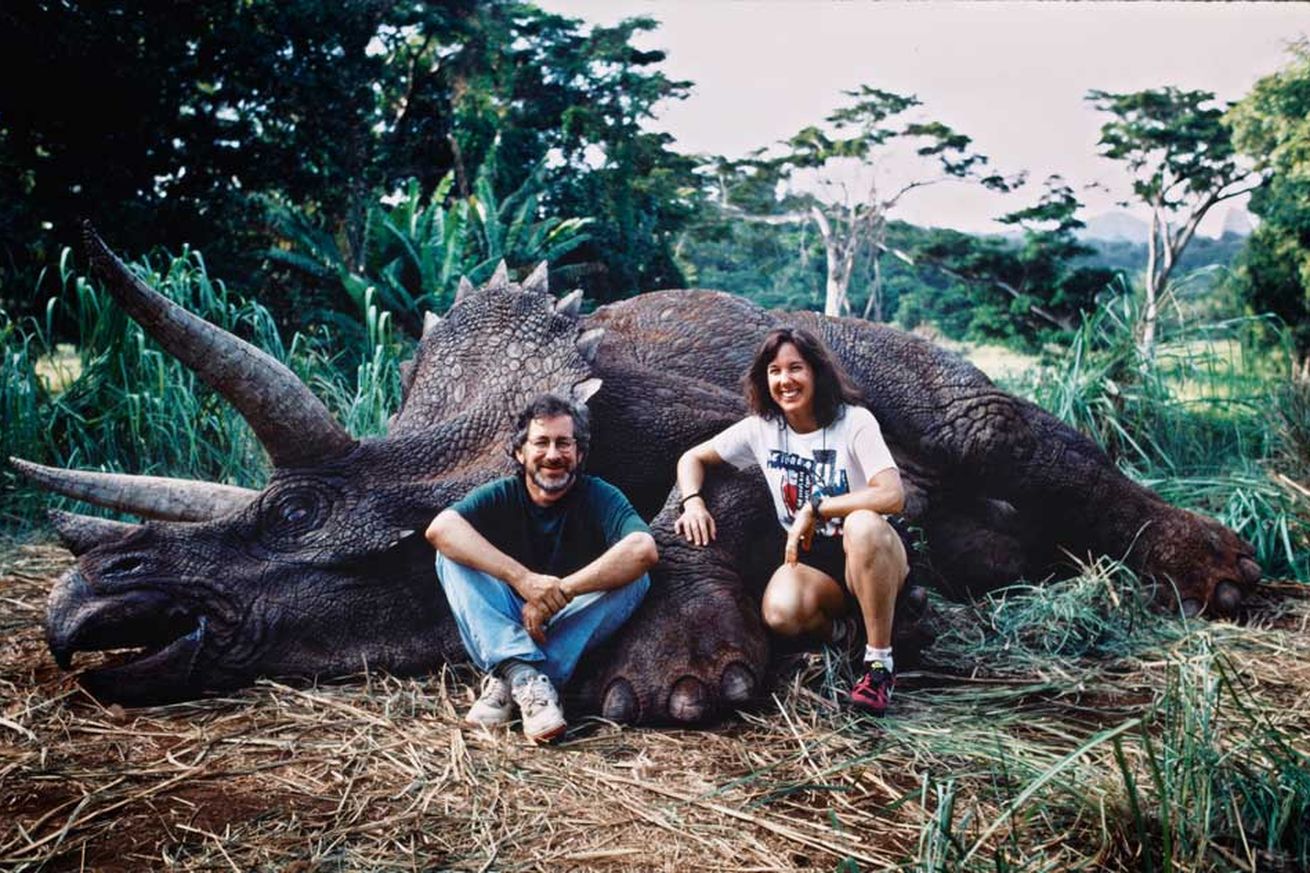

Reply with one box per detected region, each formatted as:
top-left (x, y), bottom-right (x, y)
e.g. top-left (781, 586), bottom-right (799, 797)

top-left (48, 510), bottom-right (139, 555)
top-left (83, 223), bottom-right (355, 467)
top-left (10, 457), bottom-right (256, 521)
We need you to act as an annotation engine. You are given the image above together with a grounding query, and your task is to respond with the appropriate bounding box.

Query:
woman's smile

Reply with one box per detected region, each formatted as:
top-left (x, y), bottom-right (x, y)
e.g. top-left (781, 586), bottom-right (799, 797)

top-left (767, 342), bottom-right (817, 430)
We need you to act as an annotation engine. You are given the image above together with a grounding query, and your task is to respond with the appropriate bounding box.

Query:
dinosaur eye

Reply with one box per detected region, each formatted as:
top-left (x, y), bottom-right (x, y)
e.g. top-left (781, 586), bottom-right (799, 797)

top-left (264, 486), bottom-right (330, 537)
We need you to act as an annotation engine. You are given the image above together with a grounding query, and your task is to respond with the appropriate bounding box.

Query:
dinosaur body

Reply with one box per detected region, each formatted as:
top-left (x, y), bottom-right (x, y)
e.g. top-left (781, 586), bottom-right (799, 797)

top-left (20, 231), bottom-right (1261, 724)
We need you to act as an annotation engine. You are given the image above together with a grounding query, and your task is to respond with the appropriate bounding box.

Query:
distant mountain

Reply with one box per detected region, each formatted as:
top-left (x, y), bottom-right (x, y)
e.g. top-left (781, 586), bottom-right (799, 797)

top-left (1076, 208), bottom-right (1254, 243)
top-left (1079, 211), bottom-right (1149, 243)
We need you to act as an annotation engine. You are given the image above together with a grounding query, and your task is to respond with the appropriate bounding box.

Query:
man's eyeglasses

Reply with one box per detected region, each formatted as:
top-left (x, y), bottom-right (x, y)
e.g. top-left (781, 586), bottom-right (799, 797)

top-left (528, 437), bottom-right (576, 452)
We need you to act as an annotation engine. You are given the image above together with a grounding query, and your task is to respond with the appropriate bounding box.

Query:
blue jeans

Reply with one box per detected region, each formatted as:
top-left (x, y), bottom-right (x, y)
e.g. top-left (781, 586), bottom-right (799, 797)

top-left (435, 552), bottom-right (651, 686)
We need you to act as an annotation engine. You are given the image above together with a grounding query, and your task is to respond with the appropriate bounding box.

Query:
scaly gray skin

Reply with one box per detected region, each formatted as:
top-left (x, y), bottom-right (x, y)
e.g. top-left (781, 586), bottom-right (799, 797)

top-left (20, 229), bottom-right (1261, 723)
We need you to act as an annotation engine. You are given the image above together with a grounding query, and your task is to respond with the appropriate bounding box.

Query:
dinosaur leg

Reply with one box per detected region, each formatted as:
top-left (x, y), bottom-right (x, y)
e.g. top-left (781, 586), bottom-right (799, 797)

top-left (996, 401), bottom-right (1262, 615)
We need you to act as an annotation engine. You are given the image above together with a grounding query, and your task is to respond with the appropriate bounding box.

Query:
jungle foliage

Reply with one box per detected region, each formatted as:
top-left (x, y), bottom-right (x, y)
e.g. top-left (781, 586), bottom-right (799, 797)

top-left (0, 0), bottom-right (697, 320)
top-left (1229, 40), bottom-right (1310, 353)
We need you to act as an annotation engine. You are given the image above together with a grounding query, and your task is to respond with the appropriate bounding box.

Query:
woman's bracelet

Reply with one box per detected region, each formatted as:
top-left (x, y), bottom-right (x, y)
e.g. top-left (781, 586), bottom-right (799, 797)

top-left (679, 491), bottom-right (703, 509)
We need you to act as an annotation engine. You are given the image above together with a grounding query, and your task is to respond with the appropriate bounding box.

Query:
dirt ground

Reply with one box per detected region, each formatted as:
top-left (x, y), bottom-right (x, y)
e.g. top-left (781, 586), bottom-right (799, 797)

top-left (3, 543), bottom-right (1309, 871)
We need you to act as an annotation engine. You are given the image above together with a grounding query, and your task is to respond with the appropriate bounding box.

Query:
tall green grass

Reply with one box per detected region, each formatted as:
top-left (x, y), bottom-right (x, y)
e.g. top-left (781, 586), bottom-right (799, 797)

top-left (0, 247), bottom-right (409, 527)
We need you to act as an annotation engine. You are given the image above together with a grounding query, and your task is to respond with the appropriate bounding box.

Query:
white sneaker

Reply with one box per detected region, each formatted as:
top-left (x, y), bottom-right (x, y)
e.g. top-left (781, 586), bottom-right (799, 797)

top-left (511, 673), bottom-right (567, 743)
top-left (465, 675), bottom-right (514, 727)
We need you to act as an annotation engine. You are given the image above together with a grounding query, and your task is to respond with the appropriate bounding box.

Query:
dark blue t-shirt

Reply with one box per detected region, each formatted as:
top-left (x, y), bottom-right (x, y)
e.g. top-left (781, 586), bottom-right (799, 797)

top-left (450, 475), bottom-right (649, 577)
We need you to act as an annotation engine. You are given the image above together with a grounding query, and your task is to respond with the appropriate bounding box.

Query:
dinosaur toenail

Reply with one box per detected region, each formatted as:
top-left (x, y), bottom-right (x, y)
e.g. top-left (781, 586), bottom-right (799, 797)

top-left (668, 676), bottom-right (708, 723)
top-left (720, 662), bottom-right (755, 703)
top-left (1181, 598), bottom-right (1203, 618)
top-left (1214, 581), bottom-right (1243, 616)
top-left (602, 678), bottom-right (639, 724)
top-left (1239, 557), bottom-right (1262, 585)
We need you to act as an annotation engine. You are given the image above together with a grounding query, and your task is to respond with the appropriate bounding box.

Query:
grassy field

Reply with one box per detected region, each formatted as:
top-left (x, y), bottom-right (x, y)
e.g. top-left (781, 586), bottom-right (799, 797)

top-left (2, 253), bottom-right (1309, 869)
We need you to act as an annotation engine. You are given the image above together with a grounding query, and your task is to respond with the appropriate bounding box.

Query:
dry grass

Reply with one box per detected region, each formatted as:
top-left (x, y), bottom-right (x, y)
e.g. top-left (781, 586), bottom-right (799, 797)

top-left (3, 544), bottom-right (1309, 871)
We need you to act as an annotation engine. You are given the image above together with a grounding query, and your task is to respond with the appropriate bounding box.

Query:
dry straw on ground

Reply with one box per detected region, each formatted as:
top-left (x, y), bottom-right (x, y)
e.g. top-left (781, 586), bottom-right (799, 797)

top-left (2, 543), bottom-right (1308, 871)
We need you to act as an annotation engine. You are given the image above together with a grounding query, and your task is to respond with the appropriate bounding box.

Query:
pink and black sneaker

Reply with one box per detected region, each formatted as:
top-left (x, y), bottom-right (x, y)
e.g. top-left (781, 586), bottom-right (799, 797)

top-left (850, 664), bottom-right (895, 716)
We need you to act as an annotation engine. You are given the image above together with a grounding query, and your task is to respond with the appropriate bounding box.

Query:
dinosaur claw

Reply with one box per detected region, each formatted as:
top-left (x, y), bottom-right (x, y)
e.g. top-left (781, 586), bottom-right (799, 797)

top-left (602, 678), bottom-right (639, 724)
top-left (1213, 581), bottom-right (1243, 616)
top-left (668, 676), bottom-right (709, 723)
top-left (1239, 557), bottom-right (1262, 586)
top-left (720, 662), bottom-right (755, 703)
top-left (1181, 598), bottom-right (1203, 618)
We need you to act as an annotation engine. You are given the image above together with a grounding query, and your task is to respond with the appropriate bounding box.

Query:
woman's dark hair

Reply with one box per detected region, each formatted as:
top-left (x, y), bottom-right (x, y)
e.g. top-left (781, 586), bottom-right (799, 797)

top-left (508, 393), bottom-right (591, 463)
top-left (743, 326), bottom-right (863, 427)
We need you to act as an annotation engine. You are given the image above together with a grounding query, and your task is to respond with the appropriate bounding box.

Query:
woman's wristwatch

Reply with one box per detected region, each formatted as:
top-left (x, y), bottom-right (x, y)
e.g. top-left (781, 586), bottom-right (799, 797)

top-left (808, 487), bottom-right (827, 516)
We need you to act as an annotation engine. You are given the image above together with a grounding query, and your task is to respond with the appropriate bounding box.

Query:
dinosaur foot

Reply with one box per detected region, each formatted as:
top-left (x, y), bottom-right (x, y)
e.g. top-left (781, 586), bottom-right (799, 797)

top-left (579, 565), bottom-right (769, 726)
top-left (1140, 506), bottom-right (1262, 618)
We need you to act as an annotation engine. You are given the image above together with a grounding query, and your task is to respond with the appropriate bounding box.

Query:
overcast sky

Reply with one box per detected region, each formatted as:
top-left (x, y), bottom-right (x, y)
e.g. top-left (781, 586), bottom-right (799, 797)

top-left (537, 1), bottom-right (1310, 235)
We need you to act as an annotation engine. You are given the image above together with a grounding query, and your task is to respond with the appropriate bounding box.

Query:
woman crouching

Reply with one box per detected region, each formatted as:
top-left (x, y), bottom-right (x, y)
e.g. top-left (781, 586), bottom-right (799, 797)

top-left (674, 326), bottom-right (909, 715)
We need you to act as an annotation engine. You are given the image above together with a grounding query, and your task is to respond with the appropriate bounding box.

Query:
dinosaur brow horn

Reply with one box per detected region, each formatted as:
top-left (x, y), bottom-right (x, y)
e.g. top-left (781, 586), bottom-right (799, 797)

top-left (48, 510), bottom-right (139, 556)
top-left (83, 223), bottom-right (356, 467)
top-left (11, 457), bottom-right (257, 521)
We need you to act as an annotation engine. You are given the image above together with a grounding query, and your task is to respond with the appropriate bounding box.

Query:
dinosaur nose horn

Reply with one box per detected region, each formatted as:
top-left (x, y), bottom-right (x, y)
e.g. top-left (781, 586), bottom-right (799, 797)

top-left (83, 223), bottom-right (356, 467)
top-left (48, 510), bottom-right (139, 555)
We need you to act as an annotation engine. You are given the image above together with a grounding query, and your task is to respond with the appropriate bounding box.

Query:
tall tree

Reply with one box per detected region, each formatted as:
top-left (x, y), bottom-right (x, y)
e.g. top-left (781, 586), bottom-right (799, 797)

top-left (1088, 87), bottom-right (1261, 351)
top-left (708, 86), bottom-right (1014, 319)
top-left (1227, 41), bottom-right (1310, 351)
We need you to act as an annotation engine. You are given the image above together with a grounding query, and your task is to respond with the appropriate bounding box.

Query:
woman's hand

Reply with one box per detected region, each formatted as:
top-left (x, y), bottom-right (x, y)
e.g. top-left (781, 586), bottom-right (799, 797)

top-left (784, 504), bottom-right (818, 565)
top-left (674, 496), bottom-right (717, 546)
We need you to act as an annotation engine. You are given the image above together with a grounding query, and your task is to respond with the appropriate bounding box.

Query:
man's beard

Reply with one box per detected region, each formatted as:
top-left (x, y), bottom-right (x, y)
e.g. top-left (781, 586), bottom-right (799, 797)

top-left (530, 464), bottom-right (577, 494)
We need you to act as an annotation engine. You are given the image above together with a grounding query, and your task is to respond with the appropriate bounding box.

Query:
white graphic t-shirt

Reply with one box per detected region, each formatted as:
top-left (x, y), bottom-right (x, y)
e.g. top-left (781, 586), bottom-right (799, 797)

top-left (711, 404), bottom-right (897, 537)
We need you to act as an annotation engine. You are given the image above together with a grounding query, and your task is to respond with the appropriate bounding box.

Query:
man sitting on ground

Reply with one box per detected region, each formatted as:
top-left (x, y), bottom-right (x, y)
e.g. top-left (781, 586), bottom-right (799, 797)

top-left (426, 393), bottom-right (657, 742)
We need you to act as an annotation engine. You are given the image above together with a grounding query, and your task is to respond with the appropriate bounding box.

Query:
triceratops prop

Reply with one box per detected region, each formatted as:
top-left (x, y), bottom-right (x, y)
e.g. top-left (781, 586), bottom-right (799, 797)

top-left (14, 227), bottom-right (1262, 724)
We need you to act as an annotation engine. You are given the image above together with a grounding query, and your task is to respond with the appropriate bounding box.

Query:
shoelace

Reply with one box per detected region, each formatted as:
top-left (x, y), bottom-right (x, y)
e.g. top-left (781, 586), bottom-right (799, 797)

top-left (516, 677), bottom-right (555, 712)
top-left (482, 679), bottom-right (510, 705)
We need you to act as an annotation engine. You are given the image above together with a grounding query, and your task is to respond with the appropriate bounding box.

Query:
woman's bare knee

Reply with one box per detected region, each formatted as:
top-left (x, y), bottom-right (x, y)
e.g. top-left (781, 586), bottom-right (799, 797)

top-left (761, 567), bottom-right (839, 637)
top-left (843, 510), bottom-right (897, 558)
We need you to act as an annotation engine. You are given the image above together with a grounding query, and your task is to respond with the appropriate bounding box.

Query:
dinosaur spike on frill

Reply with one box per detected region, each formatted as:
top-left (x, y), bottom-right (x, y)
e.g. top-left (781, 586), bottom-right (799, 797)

top-left (454, 276), bottom-right (475, 306)
top-left (554, 288), bottom-right (584, 319)
top-left (571, 377), bottom-right (603, 404)
top-left (576, 327), bottom-right (605, 364)
top-left (521, 261), bottom-right (549, 295)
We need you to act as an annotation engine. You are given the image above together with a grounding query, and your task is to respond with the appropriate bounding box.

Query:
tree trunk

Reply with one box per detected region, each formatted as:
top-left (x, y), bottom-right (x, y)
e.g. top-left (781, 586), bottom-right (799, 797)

top-left (1141, 205), bottom-right (1162, 355)
top-left (862, 252), bottom-right (884, 321)
top-left (810, 206), bottom-right (850, 317)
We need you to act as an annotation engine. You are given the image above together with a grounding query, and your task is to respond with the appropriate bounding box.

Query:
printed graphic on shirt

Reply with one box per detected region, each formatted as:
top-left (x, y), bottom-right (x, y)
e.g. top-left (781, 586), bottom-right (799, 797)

top-left (767, 446), bottom-right (850, 536)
